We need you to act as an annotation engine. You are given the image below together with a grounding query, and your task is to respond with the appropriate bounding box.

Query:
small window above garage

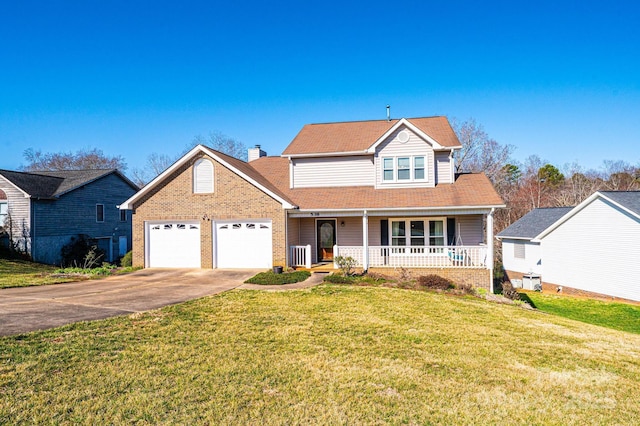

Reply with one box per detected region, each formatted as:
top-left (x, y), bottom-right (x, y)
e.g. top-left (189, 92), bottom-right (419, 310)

top-left (193, 158), bottom-right (214, 193)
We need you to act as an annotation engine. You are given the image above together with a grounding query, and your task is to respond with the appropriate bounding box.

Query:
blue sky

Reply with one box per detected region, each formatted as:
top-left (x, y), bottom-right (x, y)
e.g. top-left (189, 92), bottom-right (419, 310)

top-left (1, 0), bottom-right (638, 174)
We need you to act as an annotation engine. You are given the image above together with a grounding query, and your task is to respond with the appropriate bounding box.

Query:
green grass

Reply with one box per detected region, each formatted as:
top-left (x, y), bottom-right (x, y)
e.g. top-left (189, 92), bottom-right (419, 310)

top-left (519, 291), bottom-right (640, 334)
top-left (244, 270), bottom-right (311, 285)
top-left (2, 285), bottom-right (640, 424)
top-left (0, 258), bottom-right (85, 288)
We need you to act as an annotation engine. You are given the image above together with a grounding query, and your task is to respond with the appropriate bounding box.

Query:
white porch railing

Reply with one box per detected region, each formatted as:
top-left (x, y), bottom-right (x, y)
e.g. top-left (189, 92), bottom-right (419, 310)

top-left (289, 244), bottom-right (312, 268)
top-left (334, 245), bottom-right (488, 269)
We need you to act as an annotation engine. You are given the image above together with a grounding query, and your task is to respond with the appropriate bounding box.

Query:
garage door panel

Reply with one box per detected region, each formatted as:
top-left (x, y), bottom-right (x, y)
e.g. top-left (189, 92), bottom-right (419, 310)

top-left (216, 221), bottom-right (272, 269)
top-left (148, 222), bottom-right (201, 268)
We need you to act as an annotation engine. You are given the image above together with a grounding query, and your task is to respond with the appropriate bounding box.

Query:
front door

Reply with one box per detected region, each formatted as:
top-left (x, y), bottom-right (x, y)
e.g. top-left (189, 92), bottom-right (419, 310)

top-left (316, 219), bottom-right (336, 262)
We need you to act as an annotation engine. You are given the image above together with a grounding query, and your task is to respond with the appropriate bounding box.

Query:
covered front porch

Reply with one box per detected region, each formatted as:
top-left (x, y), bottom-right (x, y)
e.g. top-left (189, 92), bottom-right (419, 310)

top-left (286, 208), bottom-right (495, 287)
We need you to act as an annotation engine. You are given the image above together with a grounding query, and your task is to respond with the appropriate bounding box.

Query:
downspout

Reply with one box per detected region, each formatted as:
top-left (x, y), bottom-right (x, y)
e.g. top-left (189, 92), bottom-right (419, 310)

top-left (487, 208), bottom-right (495, 293)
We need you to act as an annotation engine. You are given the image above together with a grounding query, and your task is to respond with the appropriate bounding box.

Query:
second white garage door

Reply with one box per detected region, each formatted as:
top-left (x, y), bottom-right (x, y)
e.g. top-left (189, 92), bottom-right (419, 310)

top-left (215, 220), bottom-right (272, 268)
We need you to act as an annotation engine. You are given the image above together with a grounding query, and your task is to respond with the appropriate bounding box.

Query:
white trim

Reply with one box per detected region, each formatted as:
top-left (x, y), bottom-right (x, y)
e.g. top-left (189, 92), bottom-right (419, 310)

top-left (389, 217), bottom-right (447, 249)
top-left (281, 150), bottom-right (369, 159)
top-left (120, 145), bottom-right (296, 209)
top-left (366, 119), bottom-right (446, 153)
top-left (380, 155), bottom-right (427, 184)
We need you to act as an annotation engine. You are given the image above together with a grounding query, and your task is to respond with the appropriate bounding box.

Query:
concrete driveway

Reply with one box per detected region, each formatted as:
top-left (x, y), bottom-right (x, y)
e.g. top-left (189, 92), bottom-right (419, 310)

top-left (0, 268), bottom-right (259, 336)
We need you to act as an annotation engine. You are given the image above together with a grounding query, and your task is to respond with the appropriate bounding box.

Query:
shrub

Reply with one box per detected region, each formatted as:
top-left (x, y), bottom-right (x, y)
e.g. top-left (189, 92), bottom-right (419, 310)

top-left (121, 250), bottom-right (133, 267)
top-left (323, 273), bottom-right (357, 284)
top-left (60, 235), bottom-right (105, 268)
top-left (501, 281), bottom-right (520, 300)
top-left (417, 274), bottom-right (455, 290)
top-left (334, 256), bottom-right (357, 276)
top-left (244, 270), bottom-right (311, 285)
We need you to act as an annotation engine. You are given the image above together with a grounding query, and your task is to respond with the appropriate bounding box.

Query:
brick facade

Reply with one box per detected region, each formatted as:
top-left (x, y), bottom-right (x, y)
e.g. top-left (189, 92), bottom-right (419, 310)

top-left (131, 154), bottom-right (286, 268)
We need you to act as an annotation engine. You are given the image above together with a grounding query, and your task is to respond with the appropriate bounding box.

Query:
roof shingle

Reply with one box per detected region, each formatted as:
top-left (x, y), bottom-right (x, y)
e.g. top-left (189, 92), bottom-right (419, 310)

top-left (497, 207), bottom-right (573, 240)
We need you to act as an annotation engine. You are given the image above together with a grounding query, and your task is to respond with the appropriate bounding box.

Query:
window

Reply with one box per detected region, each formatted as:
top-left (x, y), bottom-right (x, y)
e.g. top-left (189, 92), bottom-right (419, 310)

top-left (383, 158), bottom-right (394, 181)
top-left (514, 242), bottom-right (525, 259)
top-left (414, 157), bottom-right (425, 180)
top-left (0, 190), bottom-right (7, 227)
top-left (193, 158), bottom-right (214, 193)
top-left (381, 156), bottom-right (427, 182)
top-left (120, 209), bottom-right (127, 222)
top-left (96, 204), bottom-right (104, 222)
top-left (390, 218), bottom-right (445, 250)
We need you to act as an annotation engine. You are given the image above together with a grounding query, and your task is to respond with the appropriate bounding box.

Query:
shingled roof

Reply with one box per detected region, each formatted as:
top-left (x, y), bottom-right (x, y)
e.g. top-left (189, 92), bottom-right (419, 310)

top-left (0, 169), bottom-right (135, 199)
top-left (250, 156), bottom-right (503, 210)
top-left (497, 207), bottom-right (573, 240)
top-left (600, 191), bottom-right (640, 217)
top-left (282, 116), bottom-right (461, 156)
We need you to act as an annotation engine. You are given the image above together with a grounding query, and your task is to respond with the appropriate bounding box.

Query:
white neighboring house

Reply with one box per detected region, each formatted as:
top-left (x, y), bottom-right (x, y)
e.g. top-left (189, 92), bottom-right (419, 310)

top-left (497, 207), bottom-right (572, 278)
top-left (499, 191), bottom-right (640, 302)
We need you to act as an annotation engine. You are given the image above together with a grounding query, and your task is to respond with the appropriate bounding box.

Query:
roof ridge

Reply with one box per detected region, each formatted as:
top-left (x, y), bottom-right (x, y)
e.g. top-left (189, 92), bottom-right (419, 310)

top-left (304, 116), bottom-right (446, 126)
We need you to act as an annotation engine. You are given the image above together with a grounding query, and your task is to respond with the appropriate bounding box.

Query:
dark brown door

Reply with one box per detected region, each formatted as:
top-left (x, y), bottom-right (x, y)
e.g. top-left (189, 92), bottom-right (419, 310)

top-left (317, 220), bottom-right (336, 262)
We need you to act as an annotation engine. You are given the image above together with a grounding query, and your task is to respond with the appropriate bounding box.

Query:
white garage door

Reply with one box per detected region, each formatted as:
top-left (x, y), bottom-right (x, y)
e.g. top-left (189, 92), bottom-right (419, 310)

top-left (215, 220), bottom-right (272, 268)
top-left (148, 222), bottom-right (201, 268)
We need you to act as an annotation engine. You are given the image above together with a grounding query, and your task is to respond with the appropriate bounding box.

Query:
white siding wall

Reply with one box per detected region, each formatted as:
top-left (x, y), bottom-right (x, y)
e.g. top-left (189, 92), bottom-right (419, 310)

top-left (375, 126), bottom-right (436, 188)
top-left (435, 151), bottom-right (452, 184)
top-left (501, 239), bottom-right (543, 275)
top-left (0, 178), bottom-right (31, 253)
top-left (292, 156), bottom-right (374, 188)
top-left (299, 218), bottom-right (317, 261)
top-left (541, 197), bottom-right (640, 301)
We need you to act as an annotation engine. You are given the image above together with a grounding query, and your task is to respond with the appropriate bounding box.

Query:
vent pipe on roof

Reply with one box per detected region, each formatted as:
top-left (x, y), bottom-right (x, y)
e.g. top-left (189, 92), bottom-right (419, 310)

top-left (386, 105), bottom-right (390, 121)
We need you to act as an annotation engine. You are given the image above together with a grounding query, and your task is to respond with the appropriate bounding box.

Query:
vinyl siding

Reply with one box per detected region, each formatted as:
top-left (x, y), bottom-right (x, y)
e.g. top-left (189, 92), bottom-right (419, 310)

top-left (375, 126), bottom-right (436, 188)
top-left (292, 156), bottom-right (374, 188)
top-left (31, 173), bottom-right (136, 264)
top-left (541, 197), bottom-right (640, 301)
top-left (501, 239), bottom-right (543, 275)
top-left (0, 177), bottom-right (31, 252)
top-left (435, 151), bottom-right (452, 184)
top-left (454, 215), bottom-right (484, 245)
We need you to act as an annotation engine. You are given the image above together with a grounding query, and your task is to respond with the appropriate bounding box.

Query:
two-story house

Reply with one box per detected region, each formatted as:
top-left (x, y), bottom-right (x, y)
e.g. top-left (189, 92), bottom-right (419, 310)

top-left (121, 117), bottom-right (504, 290)
top-left (0, 169), bottom-right (137, 264)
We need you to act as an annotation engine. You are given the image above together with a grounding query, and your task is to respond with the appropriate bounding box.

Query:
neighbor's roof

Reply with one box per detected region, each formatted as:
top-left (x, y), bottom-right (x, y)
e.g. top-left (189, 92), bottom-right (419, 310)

top-left (497, 207), bottom-right (573, 240)
top-left (599, 191), bottom-right (640, 217)
top-left (250, 156), bottom-right (504, 211)
top-left (282, 116), bottom-right (461, 156)
top-left (0, 169), bottom-right (135, 199)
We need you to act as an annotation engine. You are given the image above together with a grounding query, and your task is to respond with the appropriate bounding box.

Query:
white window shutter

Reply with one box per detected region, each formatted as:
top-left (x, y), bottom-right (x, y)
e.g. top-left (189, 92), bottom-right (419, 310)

top-left (194, 159), bottom-right (214, 193)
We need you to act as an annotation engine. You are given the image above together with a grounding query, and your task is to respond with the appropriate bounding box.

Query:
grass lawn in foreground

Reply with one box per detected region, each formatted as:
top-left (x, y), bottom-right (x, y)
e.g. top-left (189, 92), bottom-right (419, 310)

top-left (0, 258), bottom-right (84, 288)
top-left (2, 285), bottom-right (640, 424)
top-left (519, 290), bottom-right (640, 334)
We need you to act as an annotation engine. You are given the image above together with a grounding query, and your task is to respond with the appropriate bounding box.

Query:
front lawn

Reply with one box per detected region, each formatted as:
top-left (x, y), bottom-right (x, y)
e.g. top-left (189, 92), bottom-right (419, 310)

top-left (0, 259), bottom-right (83, 288)
top-left (2, 285), bottom-right (640, 424)
top-left (519, 291), bottom-right (640, 334)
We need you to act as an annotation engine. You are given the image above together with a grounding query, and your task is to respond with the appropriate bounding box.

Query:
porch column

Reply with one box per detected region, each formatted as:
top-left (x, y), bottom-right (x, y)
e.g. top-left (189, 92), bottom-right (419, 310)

top-left (486, 208), bottom-right (495, 293)
top-left (362, 210), bottom-right (369, 271)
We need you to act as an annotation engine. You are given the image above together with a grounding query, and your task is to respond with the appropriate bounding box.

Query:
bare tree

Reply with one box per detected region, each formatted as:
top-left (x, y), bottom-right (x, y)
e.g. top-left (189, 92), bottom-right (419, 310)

top-left (130, 153), bottom-right (176, 188)
top-left (22, 148), bottom-right (127, 172)
top-left (193, 131), bottom-right (247, 161)
top-left (601, 160), bottom-right (640, 191)
top-left (451, 118), bottom-right (514, 184)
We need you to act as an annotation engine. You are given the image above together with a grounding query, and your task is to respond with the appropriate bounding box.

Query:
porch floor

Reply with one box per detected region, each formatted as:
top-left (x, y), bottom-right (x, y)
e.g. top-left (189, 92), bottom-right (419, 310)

top-left (293, 262), bottom-right (335, 273)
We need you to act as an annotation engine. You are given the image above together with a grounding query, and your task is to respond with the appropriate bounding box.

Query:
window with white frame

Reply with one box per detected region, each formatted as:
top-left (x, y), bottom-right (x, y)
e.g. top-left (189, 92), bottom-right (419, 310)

top-left (0, 201), bottom-right (8, 227)
top-left (382, 156), bottom-right (427, 182)
top-left (390, 218), bottom-right (445, 253)
top-left (193, 158), bottom-right (214, 193)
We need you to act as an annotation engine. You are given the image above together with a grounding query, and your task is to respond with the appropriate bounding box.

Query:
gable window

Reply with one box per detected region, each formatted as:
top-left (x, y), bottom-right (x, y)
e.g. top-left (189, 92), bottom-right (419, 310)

top-left (381, 156), bottom-right (427, 182)
top-left (96, 204), bottom-right (104, 222)
top-left (193, 158), bottom-right (214, 193)
top-left (120, 209), bottom-right (127, 222)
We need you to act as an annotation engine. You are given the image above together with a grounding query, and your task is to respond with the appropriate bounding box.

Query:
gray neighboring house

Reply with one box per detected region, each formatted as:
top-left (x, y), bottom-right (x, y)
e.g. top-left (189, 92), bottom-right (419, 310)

top-left (0, 169), bottom-right (138, 264)
top-left (497, 207), bottom-right (572, 279)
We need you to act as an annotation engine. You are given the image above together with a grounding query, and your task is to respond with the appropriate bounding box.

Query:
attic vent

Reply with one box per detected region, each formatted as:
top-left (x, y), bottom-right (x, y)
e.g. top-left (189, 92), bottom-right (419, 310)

top-left (397, 130), bottom-right (410, 143)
